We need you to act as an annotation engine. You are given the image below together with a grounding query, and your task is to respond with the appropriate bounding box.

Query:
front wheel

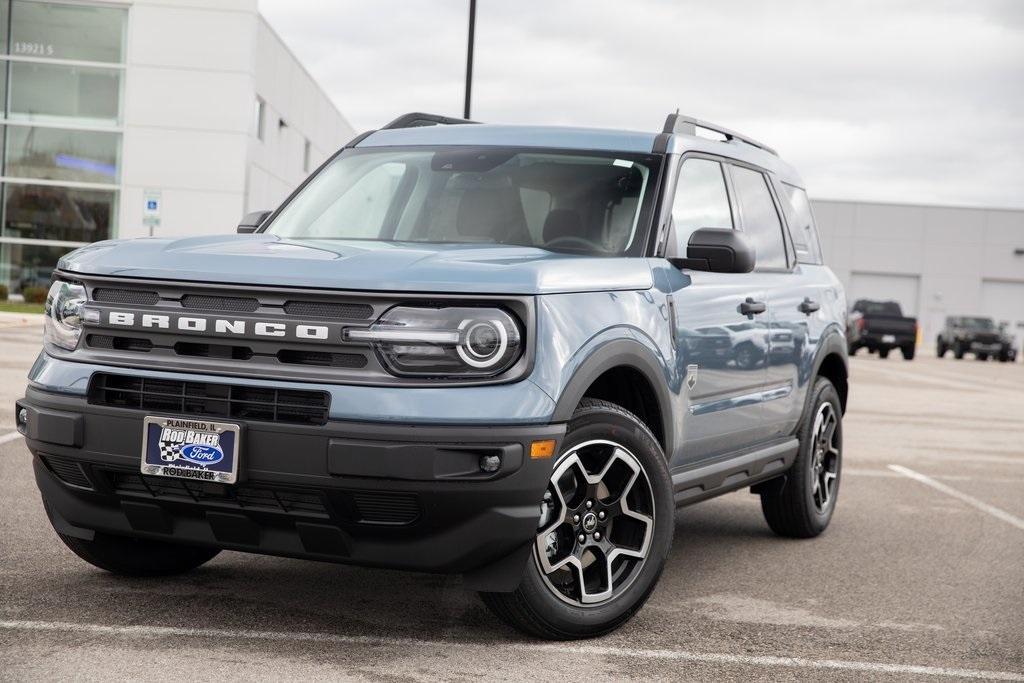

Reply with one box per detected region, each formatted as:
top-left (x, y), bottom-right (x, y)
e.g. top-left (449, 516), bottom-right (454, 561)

top-left (480, 398), bottom-right (673, 640)
top-left (936, 339), bottom-right (947, 358)
top-left (759, 377), bottom-right (842, 538)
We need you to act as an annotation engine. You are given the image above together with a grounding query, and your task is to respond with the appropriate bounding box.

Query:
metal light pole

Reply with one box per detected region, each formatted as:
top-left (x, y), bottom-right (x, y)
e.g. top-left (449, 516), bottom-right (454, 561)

top-left (463, 0), bottom-right (476, 120)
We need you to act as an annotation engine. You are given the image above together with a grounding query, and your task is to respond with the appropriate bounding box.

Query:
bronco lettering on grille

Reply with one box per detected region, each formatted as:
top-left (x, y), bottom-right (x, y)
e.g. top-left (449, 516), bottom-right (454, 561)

top-left (104, 311), bottom-right (332, 341)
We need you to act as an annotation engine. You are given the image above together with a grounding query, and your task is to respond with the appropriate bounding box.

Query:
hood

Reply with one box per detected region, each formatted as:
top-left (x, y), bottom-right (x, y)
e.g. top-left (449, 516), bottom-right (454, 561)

top-left (57, 235), bottom-right (654, 295)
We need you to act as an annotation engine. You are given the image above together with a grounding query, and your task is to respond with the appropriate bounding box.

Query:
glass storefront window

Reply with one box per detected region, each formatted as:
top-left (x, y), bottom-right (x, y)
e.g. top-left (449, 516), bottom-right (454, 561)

top-left (2, 182), bottom-right (115, 243)
top-left (9, 0), bottom-right (126, 63)
top-left (4, 125), bottom-right (120, 183)
top-left (8, 61), bottom-right (121, 125)
top-left (0, 240), bottom-right (75, 293)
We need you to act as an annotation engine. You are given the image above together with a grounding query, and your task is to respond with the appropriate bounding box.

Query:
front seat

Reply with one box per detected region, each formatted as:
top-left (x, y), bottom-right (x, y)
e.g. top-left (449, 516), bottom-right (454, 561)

top-left (456, 188), bottom-right (530, 244)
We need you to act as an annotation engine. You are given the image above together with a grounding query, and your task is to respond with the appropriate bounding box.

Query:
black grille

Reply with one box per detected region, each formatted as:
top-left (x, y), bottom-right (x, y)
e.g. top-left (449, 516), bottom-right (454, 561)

top-left (352, 491), bottom-right (420, 525)
top-left (88, 374), bottom-right (330, 425)
top-left (181, 294), bottom-right (259, 312)
top-left (108, 471), bottom-right (327, 516)
top-left (174, 342), bottom-right (254, 360)
top-left (87, 334), bottom-right (153, 352)
top-left (277, 349), bottom-right (367, 368)
top-left (93, 288), bottom-right (159, 306)
top-left (42, 455), bottom-right (92, 489)
top-left (284, 300), bottom-right (373, 320)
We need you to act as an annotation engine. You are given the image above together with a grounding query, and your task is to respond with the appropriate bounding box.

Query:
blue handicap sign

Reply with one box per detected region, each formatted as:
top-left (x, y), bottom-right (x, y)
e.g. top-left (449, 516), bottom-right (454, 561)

top-left (146, 200), bottom-right (158, 211)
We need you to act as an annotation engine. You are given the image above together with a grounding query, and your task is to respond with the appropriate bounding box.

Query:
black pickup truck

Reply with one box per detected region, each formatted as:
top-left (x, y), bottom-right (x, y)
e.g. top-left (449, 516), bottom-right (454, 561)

top-left (937, 316), bottom-right (1017, 362)
top-left (847, 299), bottom-right (918, 360)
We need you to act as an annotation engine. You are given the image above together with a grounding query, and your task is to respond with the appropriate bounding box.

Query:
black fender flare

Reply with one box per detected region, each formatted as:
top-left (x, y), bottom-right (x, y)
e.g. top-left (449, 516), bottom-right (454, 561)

top-left (551, 338), bottom-right (675, 458)
top-left (802, 328), bottom-right (849, 421)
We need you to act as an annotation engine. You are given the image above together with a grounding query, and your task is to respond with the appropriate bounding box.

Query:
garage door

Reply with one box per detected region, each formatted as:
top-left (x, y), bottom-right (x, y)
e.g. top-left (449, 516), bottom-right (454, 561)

top-left (981, 280), bottom-right (1024, 356)
top-left (848, 272), bottom-right (921, 316)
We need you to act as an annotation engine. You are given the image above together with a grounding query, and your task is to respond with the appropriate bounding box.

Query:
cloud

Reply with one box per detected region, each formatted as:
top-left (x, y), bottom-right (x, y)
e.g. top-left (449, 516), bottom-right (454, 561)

top-left (258, 0), bottom-right (1024, 208)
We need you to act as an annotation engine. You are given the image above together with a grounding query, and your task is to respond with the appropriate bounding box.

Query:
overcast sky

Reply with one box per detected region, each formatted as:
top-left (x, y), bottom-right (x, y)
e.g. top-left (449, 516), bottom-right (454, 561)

top-left (259, 0), bottom-right (1024, 209)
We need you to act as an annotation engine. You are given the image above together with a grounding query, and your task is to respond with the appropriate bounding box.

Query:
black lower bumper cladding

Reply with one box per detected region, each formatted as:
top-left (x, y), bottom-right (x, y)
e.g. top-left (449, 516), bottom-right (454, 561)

top-left (19, 385), bottom-right (565, 592)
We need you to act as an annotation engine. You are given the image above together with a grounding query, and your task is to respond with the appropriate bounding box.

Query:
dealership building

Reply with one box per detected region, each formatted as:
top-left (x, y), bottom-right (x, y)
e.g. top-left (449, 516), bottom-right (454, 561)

top-left (0, 0), bottom-right (353, 294)
top-left (1, 1), bottom-right (1022, 353)
top-left (812, 200), bottom-right (1024, 351)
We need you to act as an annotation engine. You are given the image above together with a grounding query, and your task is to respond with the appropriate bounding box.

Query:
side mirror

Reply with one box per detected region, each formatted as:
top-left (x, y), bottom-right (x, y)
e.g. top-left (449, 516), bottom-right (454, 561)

top-left (670, 228), bottom-right (756, 273)
top-left (237, 210), bottom-right (271, 234)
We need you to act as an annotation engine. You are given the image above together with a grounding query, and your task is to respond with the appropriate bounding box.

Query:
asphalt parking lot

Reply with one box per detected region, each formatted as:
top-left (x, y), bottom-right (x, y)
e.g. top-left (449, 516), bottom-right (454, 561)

top-left (1, 315), bottom-right (1021, 681)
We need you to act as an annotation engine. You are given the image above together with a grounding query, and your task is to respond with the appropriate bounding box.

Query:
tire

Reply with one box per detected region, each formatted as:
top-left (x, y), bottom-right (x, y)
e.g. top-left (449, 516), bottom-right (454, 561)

top-left (55, 530), bottom-right (220, 576)
top-left (953, 342), bottom-right (965, 360)
top-left (901, 345), bottom-right (915, 361)
top-left (847, 343), bottom-right (858, 356)
top-left (936, 339), bottom-right (947, 358)
top-left (878, 348), bottom-right (890, 359)
top-left (977, 353), bottom-right (988, 361)
top-left (760, 377), bottom-right (842, 538)
top-left (480, 398), bottom-right (673, 640)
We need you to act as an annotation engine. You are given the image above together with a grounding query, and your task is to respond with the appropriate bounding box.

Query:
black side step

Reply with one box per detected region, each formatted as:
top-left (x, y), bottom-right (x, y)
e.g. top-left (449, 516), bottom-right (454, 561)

top-left (670, 438), bottom-right (798, 507)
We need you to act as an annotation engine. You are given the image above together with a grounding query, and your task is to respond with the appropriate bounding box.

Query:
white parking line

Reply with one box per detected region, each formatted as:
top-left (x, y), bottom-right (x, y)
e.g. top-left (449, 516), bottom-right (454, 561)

top-left (0, 430), bottom-right (23, 446)
top-left (1, 619), bottom-right (1022, 681)
top-left (889, 464), bottom-right (1024, 531)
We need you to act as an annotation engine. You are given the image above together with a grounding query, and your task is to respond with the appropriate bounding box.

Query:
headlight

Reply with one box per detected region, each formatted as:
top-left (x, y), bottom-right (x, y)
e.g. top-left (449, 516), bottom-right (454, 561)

top-left (43, 281), bottom-right (88, 351)
top-left (346, 306), bottom-right (523, 378)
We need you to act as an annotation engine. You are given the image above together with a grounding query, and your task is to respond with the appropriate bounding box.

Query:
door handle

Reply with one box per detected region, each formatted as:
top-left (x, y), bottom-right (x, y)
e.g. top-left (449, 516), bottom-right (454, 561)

top-left (740, 298), bottom-right (767, 316)
top-left (798, 298), bottom-right (821, 315)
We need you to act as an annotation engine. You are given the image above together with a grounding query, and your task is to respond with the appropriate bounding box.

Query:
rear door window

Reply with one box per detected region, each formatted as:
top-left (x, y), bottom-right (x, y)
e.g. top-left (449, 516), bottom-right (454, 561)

top-left (729, 165), bottom-right (788, 270)
top-left (670, 157), bottom-right (733, 255)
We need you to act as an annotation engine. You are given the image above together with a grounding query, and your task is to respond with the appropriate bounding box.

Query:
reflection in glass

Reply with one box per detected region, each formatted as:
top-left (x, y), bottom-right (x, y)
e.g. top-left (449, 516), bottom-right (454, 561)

top-left (4, 125), bottom-right (121, 183)
top-left (9, 0), bottom-right (126, 63)
top-left (8, 61), bottom-right (121, 125)
top-left (0, 240), bottom-right (75, 293)
top-left (2, 183), bottom-right (115, 243)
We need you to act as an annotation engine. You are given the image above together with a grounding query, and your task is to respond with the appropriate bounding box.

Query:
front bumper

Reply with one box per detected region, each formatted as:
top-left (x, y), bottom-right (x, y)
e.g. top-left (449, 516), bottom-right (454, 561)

top-left (18, 386), bottom-right (565, 591)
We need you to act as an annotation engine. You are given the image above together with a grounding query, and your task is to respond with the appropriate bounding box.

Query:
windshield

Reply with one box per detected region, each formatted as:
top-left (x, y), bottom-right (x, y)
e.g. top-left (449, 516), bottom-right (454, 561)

top-left (266, 146), bottom-right (662, 256)
top-left (957, 317), bottom-right (995, 330)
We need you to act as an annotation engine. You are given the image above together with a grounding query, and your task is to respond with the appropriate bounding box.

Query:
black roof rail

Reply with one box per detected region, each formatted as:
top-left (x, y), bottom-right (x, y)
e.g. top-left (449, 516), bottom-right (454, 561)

top-left (381, 112), bottom-right (481, 130)
top-left (663, 113), bottom-right (778, 157)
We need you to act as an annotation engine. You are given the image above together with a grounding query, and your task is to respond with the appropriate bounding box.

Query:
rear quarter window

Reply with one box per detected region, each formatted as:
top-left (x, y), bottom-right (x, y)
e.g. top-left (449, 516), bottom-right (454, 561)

top-left (779, 182), bottom-right (823, 265)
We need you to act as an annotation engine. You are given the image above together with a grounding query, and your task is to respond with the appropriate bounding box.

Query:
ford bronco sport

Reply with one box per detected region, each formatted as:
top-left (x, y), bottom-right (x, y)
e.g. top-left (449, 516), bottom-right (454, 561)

top-left (17, 112), bottom-right (848, 640)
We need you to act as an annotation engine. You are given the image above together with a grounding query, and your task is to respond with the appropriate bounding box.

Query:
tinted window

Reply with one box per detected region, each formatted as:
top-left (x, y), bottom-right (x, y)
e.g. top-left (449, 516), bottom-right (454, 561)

top-left (730, 166), bottom-right (787, 269)
top-left (671, 158), bottom-right (733, 254)
top-left (779, 182), bottom-right (822, 264)
top-left (855, 300), bottom-right (902, 316)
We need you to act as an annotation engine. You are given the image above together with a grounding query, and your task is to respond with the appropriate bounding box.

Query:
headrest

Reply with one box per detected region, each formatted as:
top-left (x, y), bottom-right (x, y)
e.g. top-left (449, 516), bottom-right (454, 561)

top-left (456, 189), bottom-right (510, 240)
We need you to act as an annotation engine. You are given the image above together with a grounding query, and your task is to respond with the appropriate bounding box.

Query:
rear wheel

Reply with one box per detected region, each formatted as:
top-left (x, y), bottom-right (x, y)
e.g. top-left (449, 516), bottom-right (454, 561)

top-left (953, 342), bottom-right (965, 359)
top-left (760, 377), bottom-right (842, 538)
top-left (878, 348), bottom-right (890, 359)
top-left (480, 398), bottom-right (673, 640)
top-left (901, 345), bottom-right (915, 361)
top-left (55, 530), bottom-right (220, 576)
top-left (977, 353), bottom-right (989, 361)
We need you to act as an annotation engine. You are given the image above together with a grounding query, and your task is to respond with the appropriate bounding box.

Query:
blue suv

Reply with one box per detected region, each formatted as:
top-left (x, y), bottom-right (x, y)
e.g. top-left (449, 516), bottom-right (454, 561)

top-left (17, 112), bottom-right (848, 640)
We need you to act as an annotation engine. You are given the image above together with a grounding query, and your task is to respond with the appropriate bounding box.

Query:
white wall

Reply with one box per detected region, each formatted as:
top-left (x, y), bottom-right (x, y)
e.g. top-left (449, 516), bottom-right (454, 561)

top-left (118, 0), bottom-right (353, 240)
top-left (119, 0), bottom-right (258, 240)
top-left (246, 16), bottom-right (355, 213)
top-left (812, 199), bottom-right (1024, 343)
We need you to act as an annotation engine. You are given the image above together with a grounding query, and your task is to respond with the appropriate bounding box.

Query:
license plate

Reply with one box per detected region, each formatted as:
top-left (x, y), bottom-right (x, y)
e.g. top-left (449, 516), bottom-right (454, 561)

top-left (882, 334), bottom-right (896, 344)
top-left (141, 416), bottom-right (240, 484)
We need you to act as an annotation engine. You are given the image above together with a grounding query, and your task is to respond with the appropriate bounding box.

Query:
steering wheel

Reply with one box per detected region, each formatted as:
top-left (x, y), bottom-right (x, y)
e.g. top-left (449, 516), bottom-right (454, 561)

top-left (544, 235), bottom-right (606, 254)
